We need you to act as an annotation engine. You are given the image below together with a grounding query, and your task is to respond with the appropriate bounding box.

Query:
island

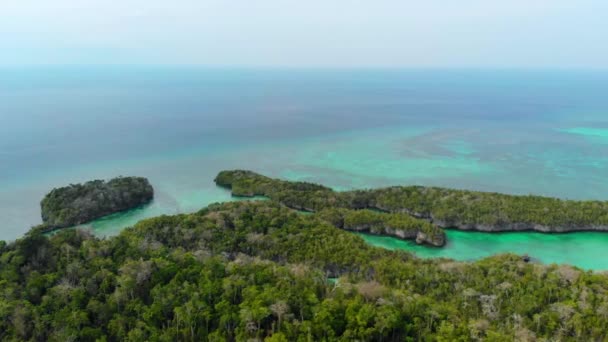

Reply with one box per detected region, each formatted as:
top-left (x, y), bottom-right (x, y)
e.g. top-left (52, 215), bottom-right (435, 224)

top-left (40, 176), bottom-right (154, 231)
top-left (215, 169), bottom-right (608, 233)
top-left (2, 198), bottom-right (606, 341)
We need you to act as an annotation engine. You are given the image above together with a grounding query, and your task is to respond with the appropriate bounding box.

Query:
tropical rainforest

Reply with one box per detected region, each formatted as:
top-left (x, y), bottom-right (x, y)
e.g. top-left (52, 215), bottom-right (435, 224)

top-left (215, 170), bottom-right (608, 233)
top-left (1, 199), bottom-right (608, 341)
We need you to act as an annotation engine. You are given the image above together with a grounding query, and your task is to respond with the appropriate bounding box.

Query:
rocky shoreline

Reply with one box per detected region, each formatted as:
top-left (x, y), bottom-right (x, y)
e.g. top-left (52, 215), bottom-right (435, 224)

top-left (342, 225), bottom-right (445, 247)
top-left (215, 170), bottom-right (608, 244)
top-left (374, 205), bottom-right (608, 233)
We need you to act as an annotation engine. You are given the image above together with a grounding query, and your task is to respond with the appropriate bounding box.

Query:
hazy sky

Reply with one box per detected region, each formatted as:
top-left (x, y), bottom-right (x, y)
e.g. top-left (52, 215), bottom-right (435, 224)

top-left (2, 0), bottom-right (607, 68)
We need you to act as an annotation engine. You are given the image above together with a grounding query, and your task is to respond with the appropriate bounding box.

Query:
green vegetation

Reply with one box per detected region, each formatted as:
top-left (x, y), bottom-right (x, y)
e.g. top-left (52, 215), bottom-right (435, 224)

top-left (318, 208), bottom-right (445, 246)
top-left (40, 177), bottom-right (154, 231)
top-left (2, 200), bottom-right (608, 341)
top-left (216, 170), bottom-right (608, 232)
top-left (215, 171), bottom-right (445, 245)
top-left (215, 170), bottom-right (334, 212)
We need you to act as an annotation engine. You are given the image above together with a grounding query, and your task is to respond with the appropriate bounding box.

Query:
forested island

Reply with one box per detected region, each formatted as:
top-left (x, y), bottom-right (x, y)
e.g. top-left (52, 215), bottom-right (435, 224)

top-left (40, 176), bottom-right (154, 231)
top-left (1, 200), bottom-right (607, 341)
top-left (215, 170), bottom-right (608, 233)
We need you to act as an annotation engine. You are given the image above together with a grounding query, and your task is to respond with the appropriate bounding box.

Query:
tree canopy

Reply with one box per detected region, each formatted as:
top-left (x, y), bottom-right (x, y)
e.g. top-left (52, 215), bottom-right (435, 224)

top-left (216, 170), bottom-right (608, 233)
top-left (40, 176), bottom-right (154, 231)
top-left (1, 200), bottom-right (607, 341)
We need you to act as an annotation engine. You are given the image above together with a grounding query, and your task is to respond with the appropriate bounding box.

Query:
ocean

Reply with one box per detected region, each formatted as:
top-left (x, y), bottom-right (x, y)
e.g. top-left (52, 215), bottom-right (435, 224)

top-left (2, 67), bottom-right (608, 269)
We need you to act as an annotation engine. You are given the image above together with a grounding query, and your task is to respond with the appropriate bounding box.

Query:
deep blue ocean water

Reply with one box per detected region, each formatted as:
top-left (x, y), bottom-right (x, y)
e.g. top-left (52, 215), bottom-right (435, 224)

top-left (2, 67), bottom-right (608, 268)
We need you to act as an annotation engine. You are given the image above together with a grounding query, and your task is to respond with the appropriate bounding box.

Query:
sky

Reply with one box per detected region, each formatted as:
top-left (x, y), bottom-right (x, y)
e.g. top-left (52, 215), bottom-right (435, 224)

top-left (1, 0), bottom-right (607, 68)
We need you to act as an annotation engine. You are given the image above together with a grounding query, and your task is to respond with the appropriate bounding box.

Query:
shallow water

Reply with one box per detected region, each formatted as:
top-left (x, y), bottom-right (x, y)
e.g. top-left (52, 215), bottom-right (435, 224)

top-left (2, 67), bottom-right (608, 269)
top-left (357, 231), bottom-right (608, 270)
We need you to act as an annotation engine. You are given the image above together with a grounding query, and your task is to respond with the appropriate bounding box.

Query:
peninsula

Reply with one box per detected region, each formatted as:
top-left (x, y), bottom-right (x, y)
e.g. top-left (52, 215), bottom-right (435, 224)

top-left (215, 170), bottom-right (608, 233)
top-left (317, 208), bottom-right (446, 246)
top-left (40, 176), bottom-right (154, 231)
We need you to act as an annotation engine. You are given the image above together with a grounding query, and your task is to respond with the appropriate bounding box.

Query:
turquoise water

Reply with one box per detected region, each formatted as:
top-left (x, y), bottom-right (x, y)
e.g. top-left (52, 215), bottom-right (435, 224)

top-left (2, 67), bottom-right (608, 269)
top-left (357, 231), bottom-right (608, 270)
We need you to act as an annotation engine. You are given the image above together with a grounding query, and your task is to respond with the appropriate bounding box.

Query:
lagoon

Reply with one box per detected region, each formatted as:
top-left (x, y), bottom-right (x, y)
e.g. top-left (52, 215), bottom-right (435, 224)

top-left (358, 230), bottom-right (608, 271)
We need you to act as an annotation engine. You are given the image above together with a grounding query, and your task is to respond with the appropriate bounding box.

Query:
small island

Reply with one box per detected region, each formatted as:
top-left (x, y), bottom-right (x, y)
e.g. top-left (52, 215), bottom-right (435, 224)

top-left (40, 176), bottom-right (154, 231)
top-left (215, 170), bottom-right (608, 233)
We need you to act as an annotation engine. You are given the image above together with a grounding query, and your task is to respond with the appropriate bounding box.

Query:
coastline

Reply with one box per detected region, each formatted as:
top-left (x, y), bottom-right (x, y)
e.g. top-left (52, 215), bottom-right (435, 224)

top-left (215, 170), bottom-right (608, 234)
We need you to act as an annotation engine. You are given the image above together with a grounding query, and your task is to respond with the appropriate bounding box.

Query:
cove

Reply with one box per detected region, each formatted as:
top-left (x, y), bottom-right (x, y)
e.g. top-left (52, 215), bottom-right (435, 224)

top-left (76, 196), bottom-right (269, 237)
top-left (355, 230), bottom-right (608, 271)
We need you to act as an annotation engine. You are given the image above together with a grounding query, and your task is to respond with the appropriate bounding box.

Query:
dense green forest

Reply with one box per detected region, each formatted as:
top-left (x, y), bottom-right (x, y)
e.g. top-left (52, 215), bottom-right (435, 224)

top-left (216, 170), bottom-right (446, 246)
top-left (317, 208), bottom-right (445, 246)
top-left (215, 170), bottom-right (608, 232)
top-left (40, 177), bottom-right (154, 231)
top-left (2, 200), bottom-right (607, 341)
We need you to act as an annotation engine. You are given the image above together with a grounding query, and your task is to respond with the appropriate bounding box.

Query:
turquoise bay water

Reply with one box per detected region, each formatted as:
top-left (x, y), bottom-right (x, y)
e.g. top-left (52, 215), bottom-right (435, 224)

top-left (2, 67), bottom-right (608, 269)
top-left (358, 231), bottom-right (608, 271)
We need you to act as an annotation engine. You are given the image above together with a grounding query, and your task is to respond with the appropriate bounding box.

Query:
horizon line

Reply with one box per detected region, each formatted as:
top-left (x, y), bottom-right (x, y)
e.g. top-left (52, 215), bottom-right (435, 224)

top-left (1, 64), bottom-right (608, 72)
